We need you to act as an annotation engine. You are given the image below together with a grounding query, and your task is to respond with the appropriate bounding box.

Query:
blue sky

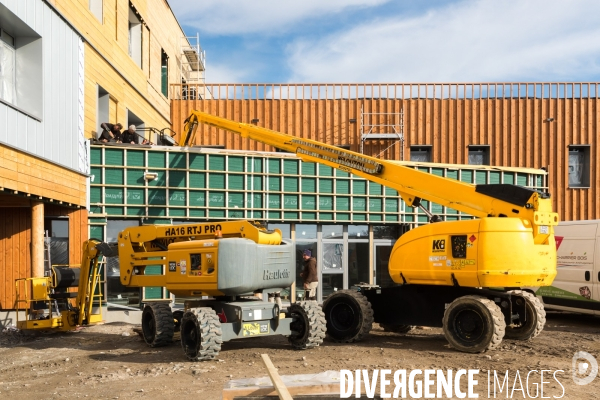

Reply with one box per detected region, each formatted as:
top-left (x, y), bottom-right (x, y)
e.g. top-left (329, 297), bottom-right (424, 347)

top-left (169, 0), bottom-right (600, 83)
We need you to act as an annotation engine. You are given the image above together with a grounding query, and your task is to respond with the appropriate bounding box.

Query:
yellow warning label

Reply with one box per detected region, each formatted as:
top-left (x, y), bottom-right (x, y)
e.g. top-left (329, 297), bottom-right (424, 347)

top-left (242, 322), bottom-right (269, 336)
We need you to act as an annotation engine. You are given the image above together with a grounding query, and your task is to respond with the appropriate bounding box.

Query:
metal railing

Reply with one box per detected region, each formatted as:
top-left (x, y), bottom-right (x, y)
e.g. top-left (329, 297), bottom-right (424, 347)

top-left (171, 82), bottom-right (600, 101)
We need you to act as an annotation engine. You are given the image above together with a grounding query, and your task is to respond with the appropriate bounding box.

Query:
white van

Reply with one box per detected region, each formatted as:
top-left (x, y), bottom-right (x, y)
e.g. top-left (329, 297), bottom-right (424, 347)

top-left (535, 220), bottom-right (600, 315)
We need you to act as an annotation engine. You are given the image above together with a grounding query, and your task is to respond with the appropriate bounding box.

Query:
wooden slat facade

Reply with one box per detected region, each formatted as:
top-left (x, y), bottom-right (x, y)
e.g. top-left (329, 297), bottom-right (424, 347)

top-left (170, 83), bottom-right (600, 222)
top-left (0, 196), bottom-right (88, 310)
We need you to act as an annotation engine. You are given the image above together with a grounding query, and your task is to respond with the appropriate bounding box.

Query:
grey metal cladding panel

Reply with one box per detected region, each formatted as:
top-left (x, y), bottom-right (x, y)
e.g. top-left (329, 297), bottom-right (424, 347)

top-left (0, 0), bottom-right (80, 171)
top-left (217, 239), bottom-right (295, 295)
top-left (1, 0), bottom-right (41, 34)
top-left (43, 10), bottom-right (80, 170)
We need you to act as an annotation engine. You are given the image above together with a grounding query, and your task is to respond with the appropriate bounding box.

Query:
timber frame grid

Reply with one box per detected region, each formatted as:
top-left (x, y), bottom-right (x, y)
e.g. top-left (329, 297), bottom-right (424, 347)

top-left (89, 144), bottom-right (547, 228)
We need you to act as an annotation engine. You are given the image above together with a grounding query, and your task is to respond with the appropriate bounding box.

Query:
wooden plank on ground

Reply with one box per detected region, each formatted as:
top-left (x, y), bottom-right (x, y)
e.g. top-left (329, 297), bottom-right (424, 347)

top-left (260, 354), bottom-right (293, 400)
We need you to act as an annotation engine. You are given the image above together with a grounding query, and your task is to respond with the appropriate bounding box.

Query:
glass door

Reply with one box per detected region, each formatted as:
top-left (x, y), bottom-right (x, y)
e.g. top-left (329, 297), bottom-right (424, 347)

top-left (373, 243), bottom-right (396, 288)
top-left (320, 241), bottom-right (344, 301)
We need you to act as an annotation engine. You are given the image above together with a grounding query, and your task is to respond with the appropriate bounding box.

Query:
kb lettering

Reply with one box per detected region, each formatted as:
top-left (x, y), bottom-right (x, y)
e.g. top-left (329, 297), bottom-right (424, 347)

top-left (432, 239), bottom-right (446, 251)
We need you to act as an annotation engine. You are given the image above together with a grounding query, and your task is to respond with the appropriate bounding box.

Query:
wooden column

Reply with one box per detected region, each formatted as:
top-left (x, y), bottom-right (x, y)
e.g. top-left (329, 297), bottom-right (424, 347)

top-left (31, 201), bottom-right (45, 278)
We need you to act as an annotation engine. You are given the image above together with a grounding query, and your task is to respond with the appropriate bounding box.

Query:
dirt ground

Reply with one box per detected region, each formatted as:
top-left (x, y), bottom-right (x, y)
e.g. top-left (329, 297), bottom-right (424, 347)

top-left (1, 312), bottom-right (599, 399)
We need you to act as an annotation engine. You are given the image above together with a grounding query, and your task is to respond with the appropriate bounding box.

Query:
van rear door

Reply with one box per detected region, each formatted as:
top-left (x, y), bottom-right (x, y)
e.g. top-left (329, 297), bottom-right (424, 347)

top-left (536, 222), bottom-right (600, 314)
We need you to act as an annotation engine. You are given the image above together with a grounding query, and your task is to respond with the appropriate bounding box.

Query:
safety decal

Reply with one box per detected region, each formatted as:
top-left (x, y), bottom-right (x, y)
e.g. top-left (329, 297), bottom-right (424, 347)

top-left (242, 322), bottom-right (270, 336)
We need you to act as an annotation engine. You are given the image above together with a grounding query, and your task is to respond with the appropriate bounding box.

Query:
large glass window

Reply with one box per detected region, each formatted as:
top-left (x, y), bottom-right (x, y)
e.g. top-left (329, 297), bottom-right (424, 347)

top-left (106, 220), bottom-right (141, 308)
top-left (373, 225), bottom-right (403, 240)
top-left (348, 225), bottom-right (368, 239)
top-left (375, 244), bottom-right (397, 288)
top-left (0, 7), bottom-right (43, 117)
top-left (321, 274), bottom-right (343, 300)
top-left (0, 29), bottom-right (16, 103)
top-left (267, 223), bottom-right (290, 238)
top-left (568, 145), bottom-right (590, 188)
top-left (322, 224), bottom-right (343, 239)
top-left (348, 242), bottom-right (369, 285)
top-left (295, 242), bottom-right (316, 301)
top-left (44, 218), bottom-right (70, 268)
top-left (296, 224), bottom-right (317, 239)
top-left (322, 242), bottom-right (343, 272)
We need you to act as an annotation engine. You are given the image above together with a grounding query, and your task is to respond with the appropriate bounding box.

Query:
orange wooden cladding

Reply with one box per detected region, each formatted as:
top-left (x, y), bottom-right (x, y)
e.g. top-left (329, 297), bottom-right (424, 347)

top-left (0, 203), bottom-right (88, 310)
top-left (171, 83), bottom-right (599, 222)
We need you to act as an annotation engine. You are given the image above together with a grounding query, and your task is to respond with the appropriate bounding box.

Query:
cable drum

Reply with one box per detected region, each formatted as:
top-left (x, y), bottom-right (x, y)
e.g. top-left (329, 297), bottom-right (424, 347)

top-left (53, 266), bottom-right (80, 288)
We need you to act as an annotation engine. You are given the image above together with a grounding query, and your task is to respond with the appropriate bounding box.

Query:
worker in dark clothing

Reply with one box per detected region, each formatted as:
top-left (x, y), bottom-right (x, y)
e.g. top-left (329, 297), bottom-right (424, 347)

top-left (122, 125), bottom-right (139, 144)
top-left (300, 249), bottom-right (318, 301)
top-left (99, 122), bottom-right (123, 142)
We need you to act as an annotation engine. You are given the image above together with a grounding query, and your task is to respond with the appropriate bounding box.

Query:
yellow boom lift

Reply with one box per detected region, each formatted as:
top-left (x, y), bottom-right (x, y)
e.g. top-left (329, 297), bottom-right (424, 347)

top-left (16, 221), bottom-right (326, 360)
top-left (180, 111), bottom-right (559, 353)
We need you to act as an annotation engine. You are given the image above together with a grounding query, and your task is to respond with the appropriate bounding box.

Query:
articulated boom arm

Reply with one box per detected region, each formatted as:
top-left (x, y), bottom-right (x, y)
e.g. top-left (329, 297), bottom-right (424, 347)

top-left (76, 239), bottom-right (104, 326)
top-left (184, 111), bottom-right (558, 242)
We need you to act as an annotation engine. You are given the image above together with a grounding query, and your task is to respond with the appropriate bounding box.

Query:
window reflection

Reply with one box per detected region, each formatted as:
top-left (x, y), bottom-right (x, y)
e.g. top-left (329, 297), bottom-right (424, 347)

top-left (322, 242), bottom-right (343, 271)
top-left (296, 224), bottom-right (317, 239)
top-left (348, 225), bottom-right (368, 239)
top-left (267, 223), bottom-right (291, 238)
top-left (322, 274), bottom-right (343, 300)
top-left (322, 225), bottom-right (343, 239)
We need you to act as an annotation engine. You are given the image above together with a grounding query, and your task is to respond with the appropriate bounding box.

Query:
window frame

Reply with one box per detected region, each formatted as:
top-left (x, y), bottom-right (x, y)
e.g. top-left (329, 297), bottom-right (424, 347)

top-left (128, 2), bottom-right (143, 68)
top-left (410, 145), bottom-right (432, 162)
top-left (161, 49), bottom-right (169, 98)
top-left (89, 0), bottom-right (103, 23)
top-left (467, 145), bottom-right (491, 166)
top-left (568, 144), bottom-right (591, 189)
top-left (0, 28), bottom-right (16, 104)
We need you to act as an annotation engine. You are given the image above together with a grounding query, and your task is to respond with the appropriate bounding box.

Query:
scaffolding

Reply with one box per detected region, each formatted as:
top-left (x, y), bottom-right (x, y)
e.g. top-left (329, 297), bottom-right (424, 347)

top-left (359, 107), bottom-right (404, 159)
top-left (180, 33), bottom-right (206, 100)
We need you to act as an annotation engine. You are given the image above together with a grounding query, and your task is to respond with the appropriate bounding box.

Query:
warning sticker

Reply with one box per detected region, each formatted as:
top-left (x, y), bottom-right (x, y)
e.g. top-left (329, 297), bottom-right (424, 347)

top-left (242, 322), bottom-right (270, 336)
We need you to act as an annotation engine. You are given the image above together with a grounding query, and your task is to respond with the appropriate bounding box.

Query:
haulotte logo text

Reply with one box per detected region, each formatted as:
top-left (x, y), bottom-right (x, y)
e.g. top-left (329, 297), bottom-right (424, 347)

top-left (339, 352), bottom-right (598, 398)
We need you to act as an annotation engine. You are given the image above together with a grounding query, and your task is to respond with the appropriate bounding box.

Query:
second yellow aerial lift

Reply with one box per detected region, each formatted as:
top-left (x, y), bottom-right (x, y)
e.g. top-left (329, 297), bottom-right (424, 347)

top-left (180, 111), bottom-right (559, 353)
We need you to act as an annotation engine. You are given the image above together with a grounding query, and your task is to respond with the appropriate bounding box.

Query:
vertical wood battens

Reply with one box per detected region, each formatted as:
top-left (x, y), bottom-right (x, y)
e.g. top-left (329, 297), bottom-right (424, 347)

top-left (171, 83), bottom-right (599, 221)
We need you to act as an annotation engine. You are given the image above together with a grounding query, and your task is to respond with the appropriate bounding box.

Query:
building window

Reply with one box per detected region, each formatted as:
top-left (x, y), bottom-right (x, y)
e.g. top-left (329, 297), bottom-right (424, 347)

top-left (0, 28), bottom-right (16, 103)
top-left (161, 49), bottom-right (168, 97)
top-left (89, 0), bottom-right (103, 22)
top-left (267, 223), bottom-right (291, 238)
top-left (568, 145), bottom-right (590, 188)
top-left (322, 224), bottom-right (343, 239)
top-left (128, 3), bottom-right (142, 68)
top-left (468, 145), bottom-right (490, 165)
top-left (410, 145), bottom-right (432, 162)
top-left (0, 11), bottom-right (43, 118)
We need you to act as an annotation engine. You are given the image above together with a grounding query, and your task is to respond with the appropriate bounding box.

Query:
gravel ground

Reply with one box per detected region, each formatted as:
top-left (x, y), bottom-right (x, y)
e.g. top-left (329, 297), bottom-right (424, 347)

top-left (0, 312), bottom-right (599, 399)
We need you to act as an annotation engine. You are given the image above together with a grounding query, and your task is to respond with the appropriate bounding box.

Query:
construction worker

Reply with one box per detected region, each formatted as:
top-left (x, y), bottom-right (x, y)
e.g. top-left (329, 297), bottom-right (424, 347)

top-left (300, 249), bottom-right (318, 301)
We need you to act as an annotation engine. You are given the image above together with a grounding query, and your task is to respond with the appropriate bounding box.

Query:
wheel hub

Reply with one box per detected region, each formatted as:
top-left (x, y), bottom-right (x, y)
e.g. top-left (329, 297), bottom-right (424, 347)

top-left (330, 303), bottom-right (355, 331)
top-left (454, 309), bottom-right (484, 342)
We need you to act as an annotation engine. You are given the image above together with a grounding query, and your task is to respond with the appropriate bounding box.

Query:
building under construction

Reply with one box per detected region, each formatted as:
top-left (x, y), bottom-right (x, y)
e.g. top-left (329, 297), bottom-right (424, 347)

top-left (0, 0), bottom-right (598, 313)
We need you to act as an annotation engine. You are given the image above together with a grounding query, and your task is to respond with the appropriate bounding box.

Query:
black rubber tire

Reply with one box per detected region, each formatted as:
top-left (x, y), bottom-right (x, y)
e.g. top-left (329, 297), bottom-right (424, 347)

top-left (287, 301), bottom-right (326, 350)
top-left (504, 290), bottom-right (545, 340)
top-left (442, 295), bottom-right (505, 353)
top-left (322, 290), bottom-right (374, 343)
top-left (180, 307), bottom-right (223, 361)
top-left (141, 302), bottom-right (174, 347)
top-left (381, 324), bottom-right (414, 334)
top-left (173, 310), bottom-right (184, 333)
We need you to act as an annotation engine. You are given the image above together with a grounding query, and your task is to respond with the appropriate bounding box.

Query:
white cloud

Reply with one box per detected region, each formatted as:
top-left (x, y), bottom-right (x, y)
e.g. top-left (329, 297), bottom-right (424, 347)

top-left (168, 0), bottom-right (389, 35)
top-left (286, 0), bottom-right (600, 82)
top-left (203, 62), bottom-right (254, 84)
